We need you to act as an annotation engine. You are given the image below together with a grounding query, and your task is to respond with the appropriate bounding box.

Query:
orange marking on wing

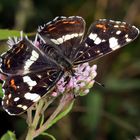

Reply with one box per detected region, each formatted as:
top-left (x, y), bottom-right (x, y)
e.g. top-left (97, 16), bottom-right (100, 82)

top-left (15, 44), bottom-right (24, 54)
top-left (48, 26), bottom-right (56, 31)
top-left (6, 59), bottom-right (11, 68)
top-left (10, 79), bottom-right (17, 90)
top-left (96, 24), bottom-right (107, 31)
top-left (63, 21), bottom-right (77, 24)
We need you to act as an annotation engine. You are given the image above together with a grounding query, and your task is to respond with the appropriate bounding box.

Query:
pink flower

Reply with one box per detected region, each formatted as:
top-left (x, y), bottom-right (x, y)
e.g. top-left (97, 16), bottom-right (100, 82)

top-left (51, 63), bottom-right (97, 97)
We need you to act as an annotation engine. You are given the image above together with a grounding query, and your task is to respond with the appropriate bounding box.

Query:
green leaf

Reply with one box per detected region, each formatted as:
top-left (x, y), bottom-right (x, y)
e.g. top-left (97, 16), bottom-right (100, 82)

top-left (0, 84), bottom-right (3, 98)
top-left (47, 100), bottom-right (74, 129)
top-left (83, 91), bottom-right (103, 129)
top-left (0, 29), bottom-right (36, 40)
top-left (0, 30), bottom-right (22, 40)
top-left (1, 131), bottom-right (16, 140)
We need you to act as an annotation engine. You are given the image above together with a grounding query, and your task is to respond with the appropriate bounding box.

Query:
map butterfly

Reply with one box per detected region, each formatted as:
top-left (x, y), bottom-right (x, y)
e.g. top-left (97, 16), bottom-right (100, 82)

top-left (0, 16), bottom-right (139, 115)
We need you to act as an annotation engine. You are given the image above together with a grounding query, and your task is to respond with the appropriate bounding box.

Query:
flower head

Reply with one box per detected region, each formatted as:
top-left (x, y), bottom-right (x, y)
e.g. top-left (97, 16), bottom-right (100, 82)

top-left (51, 63), bottom-right (97, 97)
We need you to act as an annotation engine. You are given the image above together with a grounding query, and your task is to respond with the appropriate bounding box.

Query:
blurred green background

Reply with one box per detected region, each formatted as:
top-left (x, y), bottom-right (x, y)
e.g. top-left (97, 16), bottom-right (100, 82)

top-left (0, 0), bottom-right (140, 140)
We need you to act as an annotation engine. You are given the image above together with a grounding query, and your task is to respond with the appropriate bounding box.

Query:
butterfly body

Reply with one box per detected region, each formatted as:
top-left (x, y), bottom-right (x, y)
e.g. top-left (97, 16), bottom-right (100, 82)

top-left (0, 16), bottom-right (139, 115)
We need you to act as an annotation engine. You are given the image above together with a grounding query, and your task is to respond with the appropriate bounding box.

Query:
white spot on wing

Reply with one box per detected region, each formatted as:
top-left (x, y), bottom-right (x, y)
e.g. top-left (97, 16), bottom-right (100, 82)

top-left (73, 33), bottom-right (78, 37)
top-left (17, 104), bottom-right (22, 108)
top-left (1, 100), bottom-right (4, 106)
top-left (37, 75), bottom-right (42, 78)
top-left (125, 34), bottom-right (132, 42)
top-left (125, 34), bottom-right (128, 38)
top-left (24, 92), bottom-right (41, 102)
top-left (94, 37), bottom-right (102, 45)
top-left (23, 76), bottom-right (37, 87)
top-left (50, 33), bottom-right (83, 45)
top-left (88, 33), bottom-right (97, 41)
top-left (24, 60), bottom-right (33, 70)
top-left (116, 21), bottom-right (121, 24)
top-left (50, 39), bottom-right (59, 44)
top-left (30, 50), bottom-right (39, 61)
top-left (96, 50), bottom-right (100, 53)
top-left (14, 97), bottom-right (20, 102)
top-left (22, 105), bottom-right (28, 110)
top-left (116, 30), bottom-right (121, 35)
top-left (109, 37), bottom-right (120, 50)
top-left (87, 53), bottom-right (91, 57)
top-left (114, 25), bottom-right (119, 28)
top-left (24, 50), bottom-right (39, 70)
top-left (57, 37), bottom-right (63, 44)
top-left (17, 104), bottom-right (27, 110)
top-left (102, 39), bottom-right (106, 42)
top-left (65, 34), bottom-right (71, 41)
top-left (126, 38), bottom-right (132, 42)
top-left (8, 94), bottom-right (12, 99)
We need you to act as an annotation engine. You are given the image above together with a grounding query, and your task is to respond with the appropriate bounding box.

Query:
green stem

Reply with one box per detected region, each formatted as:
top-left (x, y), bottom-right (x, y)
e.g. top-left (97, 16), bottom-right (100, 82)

top-left (27, 107), bottom-right (33, 125)
top-left (33, 93), bottom-right (74, 138)
top-left (25, 100), bottom-right (45, 140)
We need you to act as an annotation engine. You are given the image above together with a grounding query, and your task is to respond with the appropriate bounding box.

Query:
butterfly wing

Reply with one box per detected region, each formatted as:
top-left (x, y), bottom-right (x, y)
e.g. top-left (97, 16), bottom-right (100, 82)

top-left (38, 16), bottom-right (85, 59)
top-left (1, 38), bottom-right (64, 115)
top-left (0, 38), bottom-right (58, 75)
top-left (2, 68), bottom-right (63, 115)
top-left (73, 19), bottom-right (139, 65)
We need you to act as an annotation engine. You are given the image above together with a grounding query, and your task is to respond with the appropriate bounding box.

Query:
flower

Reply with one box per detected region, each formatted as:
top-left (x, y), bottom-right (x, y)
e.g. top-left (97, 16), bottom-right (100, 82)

top-left (51, 62), bottom-right (97, 97)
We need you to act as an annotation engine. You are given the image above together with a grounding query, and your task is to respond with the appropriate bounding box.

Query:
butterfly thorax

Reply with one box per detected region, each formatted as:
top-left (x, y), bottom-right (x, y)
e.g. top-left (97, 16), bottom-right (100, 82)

top-left (41, 43), bottom-right (73, 72)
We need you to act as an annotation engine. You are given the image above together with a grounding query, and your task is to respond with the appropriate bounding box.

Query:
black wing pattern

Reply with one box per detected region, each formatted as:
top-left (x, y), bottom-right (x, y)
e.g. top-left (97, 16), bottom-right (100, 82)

top-left (0, 38), bottom-right (58, 75)
top-left (38, 16), bottom-right (85, 59)
top-left (1, 38), bottom-right (64, 115)
top-left (73, 19), bottom-right (139, 65)
top-left (2, 69), bottom-right (63, 115)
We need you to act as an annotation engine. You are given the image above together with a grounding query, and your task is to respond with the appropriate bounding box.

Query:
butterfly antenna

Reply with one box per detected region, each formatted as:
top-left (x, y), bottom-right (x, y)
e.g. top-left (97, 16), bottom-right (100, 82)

top-left (95, 80), bottom-right (105, 88)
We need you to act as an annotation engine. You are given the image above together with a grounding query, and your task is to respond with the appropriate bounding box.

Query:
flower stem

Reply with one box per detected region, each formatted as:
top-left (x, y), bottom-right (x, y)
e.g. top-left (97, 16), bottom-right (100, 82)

top-left (25, 100), bottom-right (45, 140)
top-left (33, 93), bottom-right (74, 138)
top-left (25, 97), bottom-right (56, 140)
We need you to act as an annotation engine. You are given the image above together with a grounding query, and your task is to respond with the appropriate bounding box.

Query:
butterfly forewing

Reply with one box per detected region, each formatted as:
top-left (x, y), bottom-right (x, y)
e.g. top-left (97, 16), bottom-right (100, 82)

top-left (0, 38), bottom-right (59, 75)
top-left (73, 19), bottom-right (139, 65)
top-left (38, 16), bottom-right (85, 58)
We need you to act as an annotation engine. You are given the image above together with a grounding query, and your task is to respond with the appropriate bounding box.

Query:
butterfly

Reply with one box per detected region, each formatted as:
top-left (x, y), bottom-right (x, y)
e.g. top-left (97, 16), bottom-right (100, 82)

top-left (0, 16), bottom-right (139, 115)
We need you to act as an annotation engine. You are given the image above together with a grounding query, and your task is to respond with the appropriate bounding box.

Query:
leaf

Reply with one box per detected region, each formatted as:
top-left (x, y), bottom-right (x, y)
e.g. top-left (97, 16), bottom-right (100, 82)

top-left (0, 30), bottom-right (22, 40)
top-left (47, 100), bottom-right (74, 129)
top-left (83, 91), bottom-right (103, 129)
top-left (1, 131), bottom-right (16, 140)
top-left (0, 29), bottom-right (35, 40)
top-left (0, 84), bottom-right (3, 98)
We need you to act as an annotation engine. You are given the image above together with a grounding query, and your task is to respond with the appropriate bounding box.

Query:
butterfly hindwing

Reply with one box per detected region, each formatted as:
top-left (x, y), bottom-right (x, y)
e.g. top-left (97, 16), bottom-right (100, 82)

top-left (73, 19), bottom-right (139, 65)
top-left (2, 69), bottom-right (63, 115)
